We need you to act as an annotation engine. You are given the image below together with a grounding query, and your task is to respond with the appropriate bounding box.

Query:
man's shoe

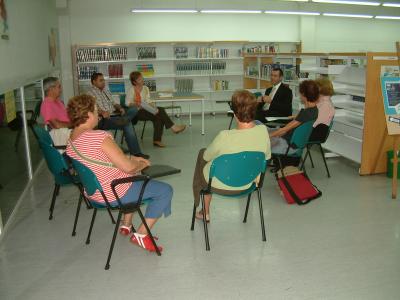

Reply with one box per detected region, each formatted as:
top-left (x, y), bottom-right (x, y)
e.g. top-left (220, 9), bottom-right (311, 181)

top-left (135, 153), bottom-right (150, 159)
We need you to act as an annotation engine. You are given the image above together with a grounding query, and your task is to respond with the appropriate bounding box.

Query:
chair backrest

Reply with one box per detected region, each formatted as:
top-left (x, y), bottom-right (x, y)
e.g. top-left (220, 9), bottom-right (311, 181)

top-left (33, 125), bottom-right (53, 145)
top-left (309, 123), bottom-right (330, 143)
top-left (69, 157), bottom-right (103, 196)
top-left (32, 100), bottom-right (42, 122)
top-left (39, 141), bottom-right (71, 184)
top-left (209, 151), bottom-right (266, 188)
top-left (290, 121), bottom-right (315, 150)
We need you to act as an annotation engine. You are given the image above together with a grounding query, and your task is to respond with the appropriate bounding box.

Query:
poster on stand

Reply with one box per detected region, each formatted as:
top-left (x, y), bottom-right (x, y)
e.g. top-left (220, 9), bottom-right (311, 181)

top-left (381, 77), bottom-right (400, 135)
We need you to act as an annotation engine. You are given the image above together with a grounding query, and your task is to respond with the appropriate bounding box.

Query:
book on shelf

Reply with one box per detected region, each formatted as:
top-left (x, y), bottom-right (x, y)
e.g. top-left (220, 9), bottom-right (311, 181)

top-left (108, 82), bottom-right (125, 94)
top-left (136, 64), bottom-right (155, 77)
top-left (76, 47), bottom-right (127, 62)
top-left (108, 64), bottom-right (123, 78)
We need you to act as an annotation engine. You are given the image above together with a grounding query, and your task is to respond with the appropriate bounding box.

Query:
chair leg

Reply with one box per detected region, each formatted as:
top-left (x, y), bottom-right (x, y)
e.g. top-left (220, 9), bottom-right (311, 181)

top-left (105, 210), bottom-right (123, 270)
top-left (319, 144), bottom-right (331, 178)
top-left (308, 145), bottom-right (315, 168)
top-left (72, 193), bottom-right (83, 236)
top-left (243, 193), bottom-right (251, 223)
top-left (300, 147), bottom-right (310, 171)
top-left (200, 192), bottom-right (210, 251)
top-left (86, 208), bottom-right (97, 245)
top-left (257, 189), bottom-right (266, 242)
top-left (190, 203), bottom-right (196, 231)
top-left (228, 116), bottom-right (234, 130)
top-left (107, 208), bottom-right (116, 224)
top-left (49, 184), bottom-right (60, 220)
top-left (141, 121), bottom-right (146, 140)
top-left (137, 209), bottom-right (162, 256)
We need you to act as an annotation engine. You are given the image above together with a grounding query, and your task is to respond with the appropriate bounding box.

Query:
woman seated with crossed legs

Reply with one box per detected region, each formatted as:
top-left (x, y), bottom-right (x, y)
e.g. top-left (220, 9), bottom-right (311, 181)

top-left (66, 95), bottom-right (173, 253)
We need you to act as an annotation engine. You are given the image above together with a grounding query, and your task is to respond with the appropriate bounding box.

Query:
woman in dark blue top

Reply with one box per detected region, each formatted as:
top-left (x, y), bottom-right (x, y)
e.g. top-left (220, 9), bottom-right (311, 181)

top-left (269, 80), bottom-right (319, 154)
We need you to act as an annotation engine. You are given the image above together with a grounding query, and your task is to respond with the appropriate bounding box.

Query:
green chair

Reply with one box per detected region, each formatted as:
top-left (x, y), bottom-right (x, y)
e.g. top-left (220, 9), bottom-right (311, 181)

top-left (69, 158), bottom-right (161, 270)
top-left (300, 121), bottom-right (334, 177)
top-left (190, 151), bottom-right (268, 251)
top-left (271, 121), bottom-right (315, 171)
top-left (37, 141), bottom-right (94, 238)
top-left (35, 132), bottom-right (108, 236)
top-left (32, 125), bottom-right (67, 151)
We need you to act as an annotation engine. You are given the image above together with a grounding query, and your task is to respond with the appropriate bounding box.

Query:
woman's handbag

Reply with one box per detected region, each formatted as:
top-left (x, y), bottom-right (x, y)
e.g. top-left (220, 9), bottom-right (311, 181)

top-left (276, 166), bottom-right (322, 205)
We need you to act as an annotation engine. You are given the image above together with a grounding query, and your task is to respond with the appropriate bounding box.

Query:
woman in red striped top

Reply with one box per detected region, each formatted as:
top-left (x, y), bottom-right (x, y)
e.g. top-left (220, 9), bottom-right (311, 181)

top-left (66, 95), bottom-right (173, 253)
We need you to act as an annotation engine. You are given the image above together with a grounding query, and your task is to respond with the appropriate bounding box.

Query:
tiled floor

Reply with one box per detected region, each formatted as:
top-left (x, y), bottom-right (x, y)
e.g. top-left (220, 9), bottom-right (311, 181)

top-left (0, 115), bottom-right (399, 300)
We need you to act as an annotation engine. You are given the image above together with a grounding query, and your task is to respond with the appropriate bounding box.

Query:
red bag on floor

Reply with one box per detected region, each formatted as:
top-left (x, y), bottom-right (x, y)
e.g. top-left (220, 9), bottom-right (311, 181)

top-left (276, 166), bottom-right (321, 205)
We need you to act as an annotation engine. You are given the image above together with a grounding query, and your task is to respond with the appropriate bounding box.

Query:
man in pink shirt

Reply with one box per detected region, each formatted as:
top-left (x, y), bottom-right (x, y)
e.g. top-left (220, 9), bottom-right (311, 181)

top-left (40, 77), bottom-right (71, 146)
top-left (41, 77), bottom-right (71, 128)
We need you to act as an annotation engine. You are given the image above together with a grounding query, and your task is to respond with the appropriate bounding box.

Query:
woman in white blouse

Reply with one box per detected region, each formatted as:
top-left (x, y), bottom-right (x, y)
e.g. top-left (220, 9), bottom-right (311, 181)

top-left (126, 71), bottom-right (186, 147)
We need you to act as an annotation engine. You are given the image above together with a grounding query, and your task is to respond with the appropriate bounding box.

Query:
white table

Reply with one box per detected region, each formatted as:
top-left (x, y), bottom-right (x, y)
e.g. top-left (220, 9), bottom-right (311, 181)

top-left (152, 93), bottom-right (206, 135)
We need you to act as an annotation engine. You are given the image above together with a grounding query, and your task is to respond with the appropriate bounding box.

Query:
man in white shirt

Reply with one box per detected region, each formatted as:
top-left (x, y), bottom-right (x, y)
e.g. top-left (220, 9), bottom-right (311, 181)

top-left (87, 72), bottom-right (149, 159)
top-left (255, 67), bottom-right (293, 123)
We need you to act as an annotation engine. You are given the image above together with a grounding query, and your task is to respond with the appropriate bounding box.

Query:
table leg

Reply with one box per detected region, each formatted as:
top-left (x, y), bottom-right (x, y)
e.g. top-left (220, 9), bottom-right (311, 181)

top-left (201, 98), bottom-right (205, 135)
top-left (189, 103), bottom-right (192, 127)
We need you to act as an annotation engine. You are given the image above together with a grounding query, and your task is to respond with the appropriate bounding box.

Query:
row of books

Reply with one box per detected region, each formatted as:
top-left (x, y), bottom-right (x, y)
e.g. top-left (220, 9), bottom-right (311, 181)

top-left (240, 44), bottom-right (278, 55)
top-left (175, 79), bottom-right (193, 94)
top-left (144, 80), bottom-right (157, 92)
top-left (174, 47), bottom-right (188, 59)
top-left (76, 47), bottom-right (127, 62)
top-left (176, 61), bottom-right (227, 75)
top-left (137, 47), bottom-right (156, 60)
top-left (260, 64), bottom-right (296, 81)
top-left (108, 64), bottom-right (123, 78)
top-left (245, 64), bottom-right (259, 77)
top-left (196, 47), bottom-right (229, 59)
top-left (213, 80), bottom-right (230, 91)
top-left (78, 66), bottom-right (98, 80)
top-left (136, 64), bottom-right (155, 77)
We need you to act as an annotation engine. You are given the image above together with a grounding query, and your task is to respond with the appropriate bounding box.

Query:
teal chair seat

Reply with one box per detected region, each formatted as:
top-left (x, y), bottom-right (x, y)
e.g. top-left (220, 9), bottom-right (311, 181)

top-left (271, 120), bottom-right (315, 170)
top-left (69, 157), bottom-right (161, 270)
top-left (190, 151), bottom-right (268, 251)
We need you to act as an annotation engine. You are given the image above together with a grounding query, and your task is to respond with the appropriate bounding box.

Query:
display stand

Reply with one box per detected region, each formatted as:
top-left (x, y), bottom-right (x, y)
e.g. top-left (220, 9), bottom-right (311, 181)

top-left (379, 42), bottom-right (400, 198)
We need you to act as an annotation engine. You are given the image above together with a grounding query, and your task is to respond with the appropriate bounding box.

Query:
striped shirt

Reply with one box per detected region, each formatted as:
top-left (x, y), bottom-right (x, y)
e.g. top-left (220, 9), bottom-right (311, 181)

top-left (87, 85), bottom-right (115, 113)
top-left (66, 130), bottom-right (132, 202)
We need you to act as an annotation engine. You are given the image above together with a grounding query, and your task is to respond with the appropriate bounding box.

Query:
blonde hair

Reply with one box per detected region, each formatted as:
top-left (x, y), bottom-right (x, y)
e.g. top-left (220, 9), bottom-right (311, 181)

top-left (315, 77), bottom-right (334, 96)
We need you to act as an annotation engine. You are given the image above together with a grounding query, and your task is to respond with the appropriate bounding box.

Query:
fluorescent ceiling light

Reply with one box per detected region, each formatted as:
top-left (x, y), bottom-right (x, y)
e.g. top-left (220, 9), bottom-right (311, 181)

top-left (200, 10), bottom-right (262, 14)
top-left (382, 2), bottom-right (400, 7)
top-left (323, 12), bottom-right (374, 17)
top-left (265, 10), bottom-right (321, 15)
top-left (375, 15), bottom-right (400, 19)
top-left (131, 9), bottom-right (198, 13)
top-left (312, 0), bottom-right (380, 5)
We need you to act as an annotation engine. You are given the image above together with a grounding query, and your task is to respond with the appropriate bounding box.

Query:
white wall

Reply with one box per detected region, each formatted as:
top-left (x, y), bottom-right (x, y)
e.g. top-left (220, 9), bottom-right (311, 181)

top-left (314, 17), bottom-right (400, 52)
top-left (0, 0), bottom-right (59, 94)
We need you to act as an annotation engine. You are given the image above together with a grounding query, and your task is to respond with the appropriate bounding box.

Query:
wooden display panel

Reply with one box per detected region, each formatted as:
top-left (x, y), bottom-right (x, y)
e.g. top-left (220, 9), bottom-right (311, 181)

top-left (244, 78), bottom-right (257, 89)
top-left (360, 52), bottom-right (398, 175)
top-left (260, 79), bottom-right (272, 89)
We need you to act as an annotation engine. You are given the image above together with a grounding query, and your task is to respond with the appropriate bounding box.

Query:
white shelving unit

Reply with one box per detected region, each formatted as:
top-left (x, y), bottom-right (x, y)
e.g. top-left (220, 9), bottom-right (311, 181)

top-left (72, 41), bottom-right (298, 115)
top-left (323, 65), bottom-right (367, 164)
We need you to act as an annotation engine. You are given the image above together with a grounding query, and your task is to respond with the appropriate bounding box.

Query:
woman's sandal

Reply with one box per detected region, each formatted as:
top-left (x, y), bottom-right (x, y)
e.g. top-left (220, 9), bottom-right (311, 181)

top-left (195, 210), bottom-right (210, 223)
top-left (153, 141), bottom-right (166, 148)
